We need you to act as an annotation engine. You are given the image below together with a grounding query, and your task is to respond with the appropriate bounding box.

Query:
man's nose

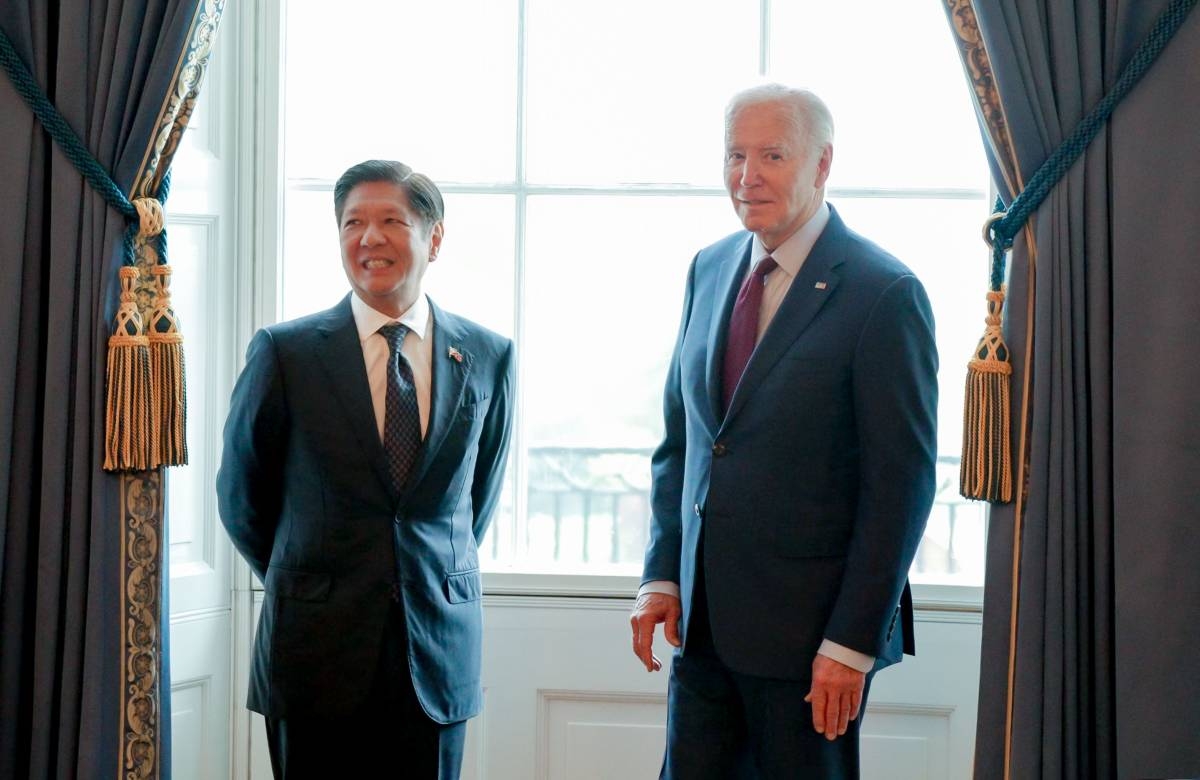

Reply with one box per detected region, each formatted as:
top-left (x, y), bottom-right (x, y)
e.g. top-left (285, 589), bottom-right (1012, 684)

top-left (738, 159), bottom-right (760, 187)
top-left (360, 222), bottom-right (384, 245)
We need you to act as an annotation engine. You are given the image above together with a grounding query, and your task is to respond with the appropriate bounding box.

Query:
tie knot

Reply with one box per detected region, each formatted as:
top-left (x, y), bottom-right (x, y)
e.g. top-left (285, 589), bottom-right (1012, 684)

top-left (753, 256), bottom-right (778, 278)
top-left (378, 322), bottom-right (409, 353)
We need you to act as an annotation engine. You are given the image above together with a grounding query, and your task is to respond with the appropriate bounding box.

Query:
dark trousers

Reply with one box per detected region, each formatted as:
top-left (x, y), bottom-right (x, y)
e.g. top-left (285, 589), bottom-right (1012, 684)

top-left (265, 601), bottom-right (467, 779)
top-left (661, 564), bottom-right (871, 779)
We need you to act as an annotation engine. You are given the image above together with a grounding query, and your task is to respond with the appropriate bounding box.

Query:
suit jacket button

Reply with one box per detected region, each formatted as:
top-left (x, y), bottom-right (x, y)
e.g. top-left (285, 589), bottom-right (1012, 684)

top-left (693, 503), bottom-right (702, 517)
top-left (711, 443), bottom-right (727, 457)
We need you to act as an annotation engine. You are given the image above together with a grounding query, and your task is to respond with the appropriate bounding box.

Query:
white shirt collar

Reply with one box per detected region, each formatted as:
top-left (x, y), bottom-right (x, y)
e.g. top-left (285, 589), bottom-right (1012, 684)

top-left (350, 292), bottom-right (431, 343)
top-left (750, 201), bottom-right (830, 277)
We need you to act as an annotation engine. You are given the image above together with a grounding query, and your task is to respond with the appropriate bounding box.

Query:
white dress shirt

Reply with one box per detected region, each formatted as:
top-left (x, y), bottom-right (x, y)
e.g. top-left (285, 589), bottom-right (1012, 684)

top-left (641, 203), bottom-right (876, 674)
top-left (350, 292), bottom-right (434, 441)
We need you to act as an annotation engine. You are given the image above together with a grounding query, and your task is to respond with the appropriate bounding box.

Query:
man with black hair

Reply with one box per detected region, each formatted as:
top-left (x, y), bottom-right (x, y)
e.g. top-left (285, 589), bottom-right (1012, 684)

top-left (219, 159), bottom-right (514, 779)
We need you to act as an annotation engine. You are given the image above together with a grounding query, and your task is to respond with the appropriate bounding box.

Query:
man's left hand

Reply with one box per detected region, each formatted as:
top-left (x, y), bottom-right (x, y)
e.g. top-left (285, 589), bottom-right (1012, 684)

top-left (804, 654), bottom-right (866, 741)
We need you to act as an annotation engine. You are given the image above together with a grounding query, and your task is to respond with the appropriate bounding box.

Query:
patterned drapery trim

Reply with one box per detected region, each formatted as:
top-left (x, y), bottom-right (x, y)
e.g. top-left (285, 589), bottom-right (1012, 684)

top-left (132, 0), bottom-right (225, 308)
top-left (120, 470), bottom-right (163, 780)
top-left (941, 0), bottom-right (1022, 198)
top-left (132, 0), bottom-right (224, 200)
top-left (120, 2), bottom-right (226, 774)
top-left (940, 4), bottom-right (1035, 779)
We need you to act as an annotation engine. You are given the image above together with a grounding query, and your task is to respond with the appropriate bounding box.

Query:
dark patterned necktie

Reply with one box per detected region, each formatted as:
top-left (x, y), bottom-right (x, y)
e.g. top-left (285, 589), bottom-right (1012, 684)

top-left (722, 255), bottom-right (778, 413)
top-left (378, 323), bottom-right (421, 491)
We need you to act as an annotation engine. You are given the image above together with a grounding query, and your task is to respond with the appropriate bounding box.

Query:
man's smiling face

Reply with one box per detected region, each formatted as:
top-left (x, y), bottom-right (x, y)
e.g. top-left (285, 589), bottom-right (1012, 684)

top-left (724, 101), bottom-right (831, 252)
top-left (338, 180), bottom-right (443, 317)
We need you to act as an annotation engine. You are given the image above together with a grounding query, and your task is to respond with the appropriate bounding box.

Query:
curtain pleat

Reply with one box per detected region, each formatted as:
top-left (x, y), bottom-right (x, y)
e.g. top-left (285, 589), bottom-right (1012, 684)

top-left (942, 1), bottom-right (1200, 777)
top-left (0, 1), bottom-right (223, 776)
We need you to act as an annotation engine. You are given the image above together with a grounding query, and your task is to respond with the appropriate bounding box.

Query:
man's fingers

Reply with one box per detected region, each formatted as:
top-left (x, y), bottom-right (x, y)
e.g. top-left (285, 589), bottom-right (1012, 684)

top-left (836, 697), bottom-right (851, 736)
top-left (823, 694), bottom-right (840, 740)
top-left (631, 616), bottom-right (656, 671)
top-left (849, 690), bottom-right (862, 722)
top-left (663, 611), bottom-right (682, 647)
top-left (629, 593), bottom-right (681, 672)
top-left (807, 688), bottom-right (827, 734)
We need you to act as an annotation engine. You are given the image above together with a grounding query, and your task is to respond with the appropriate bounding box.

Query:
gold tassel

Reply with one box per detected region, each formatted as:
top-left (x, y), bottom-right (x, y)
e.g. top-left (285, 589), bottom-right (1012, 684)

top-left (960, 287), bottom-right (1013, 502)
top-left (104, 266), bottom-right (152, 471)
top-left (148, 264), bottom-right (187, 467)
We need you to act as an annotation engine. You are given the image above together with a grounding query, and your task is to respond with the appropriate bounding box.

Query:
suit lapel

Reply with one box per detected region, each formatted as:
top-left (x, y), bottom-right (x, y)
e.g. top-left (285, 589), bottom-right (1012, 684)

top-left (705, 236), bottom-right (754, 426)
top-left (722, 212), bottom-right (847, 427)
top-left (403, 299), bottom-right (472, 494)
top-left (314, 296), bottom-right (394, 497)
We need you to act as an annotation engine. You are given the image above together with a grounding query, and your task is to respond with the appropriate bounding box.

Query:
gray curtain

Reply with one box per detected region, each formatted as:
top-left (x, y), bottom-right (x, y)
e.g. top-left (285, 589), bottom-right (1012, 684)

top-left (0, 1), bottom-right (222, 776)
top-left (943, 1), bottom-right (1200, 777)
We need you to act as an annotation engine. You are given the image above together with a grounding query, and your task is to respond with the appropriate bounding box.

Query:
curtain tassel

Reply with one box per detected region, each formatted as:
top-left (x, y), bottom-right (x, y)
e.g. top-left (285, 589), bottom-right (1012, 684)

top-left (104, 266), bottom-right (152, 471)
top-left (149, 264), bottom-right (187, 467)
top-left (960, 287), bottom-right (1013, 502)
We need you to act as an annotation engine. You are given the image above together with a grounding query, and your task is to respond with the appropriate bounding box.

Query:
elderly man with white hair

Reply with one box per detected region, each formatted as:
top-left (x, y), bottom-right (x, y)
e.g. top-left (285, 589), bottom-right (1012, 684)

top-left (631, 84), bottom-right (939, 778)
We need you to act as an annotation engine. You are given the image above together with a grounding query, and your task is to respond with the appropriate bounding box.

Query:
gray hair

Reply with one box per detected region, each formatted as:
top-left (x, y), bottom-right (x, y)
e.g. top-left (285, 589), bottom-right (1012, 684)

top-left (724, 84), bottom-right (834, 152)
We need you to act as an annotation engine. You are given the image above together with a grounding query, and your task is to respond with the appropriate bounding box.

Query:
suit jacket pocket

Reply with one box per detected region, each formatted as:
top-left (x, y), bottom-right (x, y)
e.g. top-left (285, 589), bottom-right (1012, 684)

top-left (774, 524), bottom-right (851, 558)
top-left (265, 565), bottom-right (332, 602)
top-left (444, 568), bottom-right (482, 604)
top-left (457, 398), bottom-right (489, 421)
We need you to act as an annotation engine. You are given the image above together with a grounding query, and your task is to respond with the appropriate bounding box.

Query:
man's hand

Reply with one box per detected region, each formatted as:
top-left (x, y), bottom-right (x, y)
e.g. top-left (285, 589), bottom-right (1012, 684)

top-left (629, 592), bottom-right (682, 672)
top-left (804, 654), bottom-right (866, 740)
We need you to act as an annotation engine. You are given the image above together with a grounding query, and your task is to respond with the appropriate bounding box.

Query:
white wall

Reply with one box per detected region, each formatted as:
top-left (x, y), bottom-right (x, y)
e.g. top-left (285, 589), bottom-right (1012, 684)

top-left (241, 595), bottom-right (980, 779)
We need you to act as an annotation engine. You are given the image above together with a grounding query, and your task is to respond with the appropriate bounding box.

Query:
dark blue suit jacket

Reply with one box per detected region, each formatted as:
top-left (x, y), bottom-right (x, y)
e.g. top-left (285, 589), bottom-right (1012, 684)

top-left (642, 206), bottom-right (937, 679)
top-left (217, 294), bottom-right (514, 723)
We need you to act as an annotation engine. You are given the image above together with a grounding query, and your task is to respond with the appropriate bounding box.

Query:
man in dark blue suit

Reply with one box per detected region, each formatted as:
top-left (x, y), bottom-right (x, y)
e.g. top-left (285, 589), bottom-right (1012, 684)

top-left (218, 160), bottom-right (514, 779)
top-left (631, 85), bottom-right (938, 777)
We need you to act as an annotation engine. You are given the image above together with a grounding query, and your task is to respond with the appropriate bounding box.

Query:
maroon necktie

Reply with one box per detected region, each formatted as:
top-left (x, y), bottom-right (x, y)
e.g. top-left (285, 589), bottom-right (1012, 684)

top-left (722, 256), bottom-right (777, 413)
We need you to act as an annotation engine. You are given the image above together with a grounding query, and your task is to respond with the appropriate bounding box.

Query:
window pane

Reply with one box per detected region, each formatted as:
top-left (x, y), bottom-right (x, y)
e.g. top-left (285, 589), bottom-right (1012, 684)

top-left (832, 196), bottom-right (990, 586)
top-left (165, 215), bottom-right (210, 564)
top-left (284, 1), bottom-right (518, 183)
top-left (422, 195), bottom-right (516, 339)
top-left (519, 195), bottom-right (741, 571)
top-left (525, 0), bottom-right (760, 186)
top-left (280, 189), bottom-right (343, 320)
top-left (770, 0), bottom-right (989, 192)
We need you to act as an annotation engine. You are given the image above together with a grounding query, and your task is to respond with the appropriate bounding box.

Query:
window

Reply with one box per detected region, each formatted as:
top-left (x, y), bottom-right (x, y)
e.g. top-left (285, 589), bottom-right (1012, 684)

top-left (273, 0), bottom-right (990, 588)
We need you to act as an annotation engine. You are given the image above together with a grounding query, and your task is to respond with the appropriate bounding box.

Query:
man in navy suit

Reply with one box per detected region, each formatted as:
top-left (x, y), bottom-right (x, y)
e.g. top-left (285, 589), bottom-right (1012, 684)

top-left (218, 160), bottom-right (514, 779)
top-left (631, 85), bottom-right (938, 777)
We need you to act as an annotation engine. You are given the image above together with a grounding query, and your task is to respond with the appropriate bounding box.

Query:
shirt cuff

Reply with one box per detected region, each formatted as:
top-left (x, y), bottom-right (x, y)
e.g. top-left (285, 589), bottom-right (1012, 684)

top-left (638, 580), bottom-right (680, 599)
top-left (818, 639), bottom-right (875, 673)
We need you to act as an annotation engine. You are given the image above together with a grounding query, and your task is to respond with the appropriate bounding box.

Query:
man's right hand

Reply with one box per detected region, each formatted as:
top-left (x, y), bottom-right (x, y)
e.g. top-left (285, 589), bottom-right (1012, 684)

top-left (630, 592), bottom-right (682, 672)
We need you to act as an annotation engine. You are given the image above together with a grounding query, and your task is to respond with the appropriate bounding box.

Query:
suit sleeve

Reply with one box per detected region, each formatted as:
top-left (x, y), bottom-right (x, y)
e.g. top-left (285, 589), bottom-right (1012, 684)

top-left (824, 273), bottom-right (938, 657)
top-left (216, 329), bottom-right (289, 581)
top-left (641, 256), bottom-right (698, 587)
top-left (470, 340), bottom-right (516, 543)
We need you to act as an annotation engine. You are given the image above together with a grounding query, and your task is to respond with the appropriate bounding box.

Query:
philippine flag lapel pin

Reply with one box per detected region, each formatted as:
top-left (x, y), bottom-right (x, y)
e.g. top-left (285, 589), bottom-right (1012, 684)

top-left (447, 346), bottom-right (464, 363)
top-left (814, 281), bottom-right (828, 290)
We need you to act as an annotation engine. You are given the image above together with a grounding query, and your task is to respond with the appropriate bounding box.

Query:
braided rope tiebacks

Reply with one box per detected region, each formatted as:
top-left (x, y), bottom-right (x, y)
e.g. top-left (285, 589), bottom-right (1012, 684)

top-left (957, 0), bottom-right (1198, 502)
top-left (1, 25), bottom-right (190, 471)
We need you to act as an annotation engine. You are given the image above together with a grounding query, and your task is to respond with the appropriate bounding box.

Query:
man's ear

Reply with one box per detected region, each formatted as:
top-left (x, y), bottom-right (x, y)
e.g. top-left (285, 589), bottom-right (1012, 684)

top-left (428, 221), bottom-right (445, 261)
top-left (815, 144), bottom-right (834, 189)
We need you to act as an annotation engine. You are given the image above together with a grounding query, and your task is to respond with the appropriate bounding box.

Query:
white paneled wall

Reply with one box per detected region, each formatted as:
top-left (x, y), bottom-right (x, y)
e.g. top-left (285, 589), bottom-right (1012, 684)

top-left (242, 597), bottom-right (979, 779)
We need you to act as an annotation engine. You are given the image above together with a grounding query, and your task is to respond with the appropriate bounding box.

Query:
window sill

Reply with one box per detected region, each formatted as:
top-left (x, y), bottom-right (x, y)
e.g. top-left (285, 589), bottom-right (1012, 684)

top-left (481, 570), bottom-right (984, 614)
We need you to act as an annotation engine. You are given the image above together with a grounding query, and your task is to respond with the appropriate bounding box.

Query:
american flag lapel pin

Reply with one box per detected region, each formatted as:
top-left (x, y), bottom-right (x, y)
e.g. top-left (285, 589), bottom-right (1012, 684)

top-left (448, 346), bottom-right (464, 363)
top-left (814, 281), bottom-right (828, 290)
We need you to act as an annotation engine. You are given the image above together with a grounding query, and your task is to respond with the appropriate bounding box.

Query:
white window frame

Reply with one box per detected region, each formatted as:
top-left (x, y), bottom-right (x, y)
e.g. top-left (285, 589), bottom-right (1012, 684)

top-left (230, 0), bottom-right (987, 613)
